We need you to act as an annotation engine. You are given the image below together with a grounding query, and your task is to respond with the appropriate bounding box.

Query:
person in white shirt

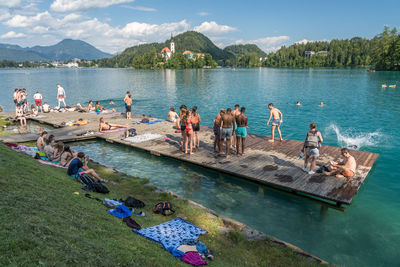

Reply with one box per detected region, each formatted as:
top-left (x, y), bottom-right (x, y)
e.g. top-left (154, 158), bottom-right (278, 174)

top-left (42, 102), bottom-right (50, 113)
top-left (33, 91), bottom-right (43, 112)
top-left (56, 84), bottom-right (66, 108)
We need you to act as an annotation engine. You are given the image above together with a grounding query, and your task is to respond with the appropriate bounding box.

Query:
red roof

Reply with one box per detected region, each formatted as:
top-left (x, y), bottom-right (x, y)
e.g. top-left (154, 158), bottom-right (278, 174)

top-left (183, 50), bottom-right (193, 55)
top-left (161, 47), bottom-right (171, 53)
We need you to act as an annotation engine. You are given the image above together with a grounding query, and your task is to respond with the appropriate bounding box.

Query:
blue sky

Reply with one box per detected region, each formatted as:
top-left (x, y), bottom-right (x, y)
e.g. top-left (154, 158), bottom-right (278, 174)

top-left (0, 0), bottom-right (399, 53)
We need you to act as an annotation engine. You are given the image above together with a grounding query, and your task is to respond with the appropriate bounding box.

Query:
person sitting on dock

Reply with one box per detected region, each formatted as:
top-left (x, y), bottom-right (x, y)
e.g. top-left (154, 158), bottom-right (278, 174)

top-left (36, 131), bottom-right (47, 151)
top-left (67, 152), bottom-right (107, 183)
top-left (302, 123), bottom-right (323, 174)
top-left (42, 102), bottom-right (50, 113)
top-left (168, 107), bottom-right (179, 129)
top-left (16, 105), bottom-right (26, 126)
top-left (235, 107), bottom-right (248, 156)
top-left (98, 117), bottom-right (127, 132)
top-left (95, 101), bottom-right (106, 113)
top-left (266, 103), bottom-right (283, 142)
top-left (87, 100), bottom-right (95, 112)
top-left (324, 148), bottom-right (357, 178)
top-left (219, 108), bottom-right (235, 158)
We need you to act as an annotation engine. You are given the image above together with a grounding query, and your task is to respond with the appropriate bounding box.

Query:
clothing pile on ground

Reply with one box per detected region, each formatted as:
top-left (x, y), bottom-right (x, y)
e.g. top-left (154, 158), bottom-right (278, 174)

top-left (124, 133), bottom-right (163, 143)
top-left (132, 118), bottom-right (164, 125)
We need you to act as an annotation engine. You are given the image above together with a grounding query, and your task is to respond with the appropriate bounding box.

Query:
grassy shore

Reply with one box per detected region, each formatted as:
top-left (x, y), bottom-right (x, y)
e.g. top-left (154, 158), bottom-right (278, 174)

top-left (0, 141), bottom-right (323, 266)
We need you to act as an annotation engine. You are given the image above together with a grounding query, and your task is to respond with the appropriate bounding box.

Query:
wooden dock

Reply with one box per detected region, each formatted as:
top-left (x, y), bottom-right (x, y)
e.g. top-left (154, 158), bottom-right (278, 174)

top-left (0, 111), bottom-right (378, 210)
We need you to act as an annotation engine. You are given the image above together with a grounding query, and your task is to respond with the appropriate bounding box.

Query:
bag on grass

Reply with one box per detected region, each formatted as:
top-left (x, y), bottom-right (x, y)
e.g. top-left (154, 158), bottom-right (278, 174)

top-left (78, 173), bottom-right (109, 194)
top-left (153, 201), bottom-right (175, 216)
top-left (123, 196), bottom-right (145, 208)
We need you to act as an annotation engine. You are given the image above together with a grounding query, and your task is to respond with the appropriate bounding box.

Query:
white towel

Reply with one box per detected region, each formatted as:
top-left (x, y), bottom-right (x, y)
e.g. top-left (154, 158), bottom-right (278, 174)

top-left (124, 133), bottom-right (163, 143)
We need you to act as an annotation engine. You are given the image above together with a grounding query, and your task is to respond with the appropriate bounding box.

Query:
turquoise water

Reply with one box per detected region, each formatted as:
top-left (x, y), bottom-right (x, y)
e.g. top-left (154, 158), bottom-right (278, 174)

top-left (1, 68), bottom-right (399, 266)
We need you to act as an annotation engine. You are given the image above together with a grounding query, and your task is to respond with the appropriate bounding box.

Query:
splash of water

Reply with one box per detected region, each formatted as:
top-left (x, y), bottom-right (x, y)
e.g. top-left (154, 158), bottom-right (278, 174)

top-left (325, 123), bottom-right (383, 150)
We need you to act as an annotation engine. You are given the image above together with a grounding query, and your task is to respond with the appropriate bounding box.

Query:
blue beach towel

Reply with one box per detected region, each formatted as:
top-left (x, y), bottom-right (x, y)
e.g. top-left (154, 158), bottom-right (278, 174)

top-left (133, 218), bottom-right (207, 251)
top-left (143, 119), bottom-right (164, 125)
top-left (108, 205), bottom-right (131, 218)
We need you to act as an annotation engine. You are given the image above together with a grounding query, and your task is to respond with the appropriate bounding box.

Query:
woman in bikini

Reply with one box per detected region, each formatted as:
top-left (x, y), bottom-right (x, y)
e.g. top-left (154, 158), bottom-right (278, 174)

top-left (191, 106), bottom-right (201, 149)
top-left (184, 110), bottom-right (194, 155)
top-left (179, 105), bottom-right (187, 151)
top-left (60, 145), bottom-right (75, 167)
top-left (98, 117), bottom-right (127, 133)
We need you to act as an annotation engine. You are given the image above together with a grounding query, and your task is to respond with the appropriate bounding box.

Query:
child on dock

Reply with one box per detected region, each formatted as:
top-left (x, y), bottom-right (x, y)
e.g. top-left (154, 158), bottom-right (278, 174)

top-left (266, 103), bottom-right (283, 142)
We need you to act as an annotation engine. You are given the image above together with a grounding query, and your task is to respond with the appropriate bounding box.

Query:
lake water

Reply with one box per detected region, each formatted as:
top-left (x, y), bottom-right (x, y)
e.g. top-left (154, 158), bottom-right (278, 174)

top-left (1, 68), bottom-right (399, 266)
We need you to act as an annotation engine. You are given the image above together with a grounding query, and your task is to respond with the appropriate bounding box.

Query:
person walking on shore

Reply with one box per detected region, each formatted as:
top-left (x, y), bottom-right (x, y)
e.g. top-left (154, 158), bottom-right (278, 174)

top-left (266, 103), bottom-right (283, 142)
top-left (33, 91), bottom-right (43, 112)
top-left (301, 123), bottom-right (323, 174)
top-left (235, 107), bottom-right (248, 156)
top-left (56, 84), bottom-right (66, 108)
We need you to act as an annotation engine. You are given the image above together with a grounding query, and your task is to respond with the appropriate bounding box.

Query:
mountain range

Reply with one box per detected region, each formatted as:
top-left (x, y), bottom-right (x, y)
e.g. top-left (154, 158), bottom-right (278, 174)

top-left (0, 39), bottom-right (112, 61)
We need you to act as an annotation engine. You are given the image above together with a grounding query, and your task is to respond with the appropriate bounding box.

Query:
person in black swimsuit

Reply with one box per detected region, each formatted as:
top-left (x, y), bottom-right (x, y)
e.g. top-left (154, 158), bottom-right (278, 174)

top-left (98, 117), bottom-right (127, 133)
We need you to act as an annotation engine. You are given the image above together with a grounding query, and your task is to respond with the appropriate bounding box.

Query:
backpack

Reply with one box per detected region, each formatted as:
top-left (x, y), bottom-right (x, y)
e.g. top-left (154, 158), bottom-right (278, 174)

top-left (305, 131), bottom-right (319, 149)
top-left (153, 201), bottom-right (175, 216)
top-left (125, 128), bottom-right (137, 138)
top-left (78, 173), bottom-right (109, 194)
top-left (123, 196), bottom-right (145, 208)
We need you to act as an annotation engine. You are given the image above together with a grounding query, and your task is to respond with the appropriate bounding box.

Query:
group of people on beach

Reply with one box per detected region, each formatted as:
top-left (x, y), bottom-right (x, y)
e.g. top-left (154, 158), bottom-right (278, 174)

top-left (11, 84), bottom-right (66, 126)
top-left (36, 131), bottom-right (107, 182)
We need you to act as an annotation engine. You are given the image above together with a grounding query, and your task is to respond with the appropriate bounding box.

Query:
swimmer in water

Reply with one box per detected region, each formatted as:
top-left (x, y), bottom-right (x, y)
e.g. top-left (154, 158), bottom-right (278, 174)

top-left (320, 101), bottom-right (324, 107)
top-left (296, 101), bottom-right (301, 106)
top-left (109, 101), bottom-right (115, 105)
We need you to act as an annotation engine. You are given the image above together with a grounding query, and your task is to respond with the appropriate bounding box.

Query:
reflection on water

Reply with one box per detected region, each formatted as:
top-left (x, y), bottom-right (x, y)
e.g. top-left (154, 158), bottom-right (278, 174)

top-left (1, 120), bottom-right (52, 134)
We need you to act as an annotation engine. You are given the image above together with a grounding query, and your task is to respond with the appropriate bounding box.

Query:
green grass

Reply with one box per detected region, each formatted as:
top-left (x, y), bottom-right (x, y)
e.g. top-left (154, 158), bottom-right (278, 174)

top-left (0, 116), bottom-right (14, 136)
top-left (0, 143), bottom-right (322, 266)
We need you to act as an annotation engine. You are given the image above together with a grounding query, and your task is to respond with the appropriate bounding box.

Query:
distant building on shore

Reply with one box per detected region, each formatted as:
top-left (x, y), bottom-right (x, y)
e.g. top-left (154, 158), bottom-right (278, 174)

top-left (161, 34), bottom-right (175, 59)
top-left (316, 51), bottom-right (329, 55)
top-left (305, 51), bottom-right (315, 57)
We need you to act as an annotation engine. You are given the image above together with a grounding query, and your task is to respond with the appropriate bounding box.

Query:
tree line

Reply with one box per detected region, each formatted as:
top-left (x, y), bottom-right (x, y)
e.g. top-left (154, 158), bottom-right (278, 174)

top-left (261, 26), bottom-right (400, 70)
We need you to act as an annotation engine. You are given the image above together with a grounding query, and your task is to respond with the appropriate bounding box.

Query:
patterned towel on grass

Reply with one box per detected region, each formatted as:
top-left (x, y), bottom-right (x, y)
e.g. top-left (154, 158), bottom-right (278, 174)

top-left (133, 218), bottom-right (207, 250)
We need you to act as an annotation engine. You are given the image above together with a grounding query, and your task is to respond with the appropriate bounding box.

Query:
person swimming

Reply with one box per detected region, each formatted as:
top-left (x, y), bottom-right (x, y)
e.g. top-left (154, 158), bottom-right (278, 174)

top-left (320, 101), bottom-right (324, 107)
top-left (296, 101), bottom-right (301, 106)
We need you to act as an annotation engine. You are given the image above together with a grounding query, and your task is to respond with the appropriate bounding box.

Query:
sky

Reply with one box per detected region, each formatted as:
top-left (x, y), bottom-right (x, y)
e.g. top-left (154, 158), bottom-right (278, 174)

top-left (0, 0), bottom-right (399, 54)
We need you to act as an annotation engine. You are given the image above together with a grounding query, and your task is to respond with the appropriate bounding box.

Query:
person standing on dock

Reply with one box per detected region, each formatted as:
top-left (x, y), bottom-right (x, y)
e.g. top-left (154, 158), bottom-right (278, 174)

top-left (33, 91), bottom-right (43, 112)
top-left (56, 84), bottom-right (66, 108)
top-left (235, 107), bottom-right (248, 156)
top-left (191, 106), bottom-right (201, 149)
top-left (302, 123), bottom-right (323, 174)
top-left (219, 108), bottom-right (235, 158)
top-left (125, 94), bottom-right (132, 119)
top-left (231, 104), bottom-right (240, 149)
top-left (266, 103), bottom-right (283, 142)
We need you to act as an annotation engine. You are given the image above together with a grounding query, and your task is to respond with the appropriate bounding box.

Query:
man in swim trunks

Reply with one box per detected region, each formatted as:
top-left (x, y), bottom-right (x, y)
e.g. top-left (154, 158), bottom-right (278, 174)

top-left (33, 91), bottom-right (43, 112)
top-left (98, 117), bottom-right (127, 133)
top-left (213, 109), bottom-right (224, 153)
top-left (125, 94), bottom-right (132, 119)
top-left (302, 123), bottom-right (323, 174)
top-left (324, 148), bottom-right (357, 178)
top-left (219, 108), bottom-right (235, 158)
top-left (235, 107), bottom-right (248, 156)
top-left (266, 103), bottom-right (283, 142)
top-left (231, 104), bottom-right (240, 148)
top-left (67, 152), bottom-right (107, 182)
top-left (56, 84), bottom-right (66, 108)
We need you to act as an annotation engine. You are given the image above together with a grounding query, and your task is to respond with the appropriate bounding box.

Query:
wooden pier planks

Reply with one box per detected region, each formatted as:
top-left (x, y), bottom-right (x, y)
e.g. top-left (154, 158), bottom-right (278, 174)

top-left (0, 111), bottom-right (379, 207)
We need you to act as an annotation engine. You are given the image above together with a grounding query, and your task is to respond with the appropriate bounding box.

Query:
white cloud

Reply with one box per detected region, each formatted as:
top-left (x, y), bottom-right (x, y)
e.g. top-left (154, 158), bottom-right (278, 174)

top-left (50, 0), bottom-right (134, 12)
top-left (0, 30), bottom-right (25, 38)
top-left (246, 36), bottom-right (290, 52)
top-left (122, 5), bottom-right (157, 12)
top-left (62, 13), bottom-right (82, 22)
top-left (194, 21), bottom-right (237, 35)
top-left (198, 12), bottom-right (209, 16)
top-left (0, 9), bottom-right (11, 21)
top-left (295, 39), bottom-right (311, 45)
top-left (0, 0), bottom-right (21, 8)
top-left (5, 11), bottom-right (54, 28)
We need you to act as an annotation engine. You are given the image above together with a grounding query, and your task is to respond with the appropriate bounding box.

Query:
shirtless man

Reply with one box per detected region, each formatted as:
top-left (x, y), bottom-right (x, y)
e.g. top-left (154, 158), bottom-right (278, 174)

top-left (36, 131), bottom-right (47, 151)
top-left (324, 148), bottom-right (357, 178)
top-left (235, 107), bottom-right (248, 156)
top-left (213, 109), bottom-right (225, 152)
top-left (56, 84), bottom-right (66, 108)
top-left (266, 103), bottom-right (283, 142)
top-left (98, 117), bottom-right (127, 133)
top-left (219, 108), bottom-right (235, 158)
top-left (125, 94), bottom-right (132, 119)
top-left (231, 104), bottom-right (240, 148)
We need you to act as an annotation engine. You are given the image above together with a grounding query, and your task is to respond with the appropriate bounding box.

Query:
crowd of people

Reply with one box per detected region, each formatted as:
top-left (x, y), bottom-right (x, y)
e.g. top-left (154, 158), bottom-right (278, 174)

top-left (36, 130), bottom-right (107, 182)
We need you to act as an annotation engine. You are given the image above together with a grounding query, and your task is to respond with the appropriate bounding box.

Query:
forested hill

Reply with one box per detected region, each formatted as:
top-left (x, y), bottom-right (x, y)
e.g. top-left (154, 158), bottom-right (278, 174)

top-left (263, 26), bottom-right (400, 70)
top-left (224, 44), bottom-right (267, 57)
top-left (98, 31), bottom-right (234, 67)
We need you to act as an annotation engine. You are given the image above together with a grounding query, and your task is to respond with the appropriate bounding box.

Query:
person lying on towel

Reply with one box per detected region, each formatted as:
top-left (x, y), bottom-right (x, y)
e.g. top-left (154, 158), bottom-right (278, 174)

top-left (67, 152), bottom-right (107, 183)
top-left (98, 117), bottom-right (127, 133)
